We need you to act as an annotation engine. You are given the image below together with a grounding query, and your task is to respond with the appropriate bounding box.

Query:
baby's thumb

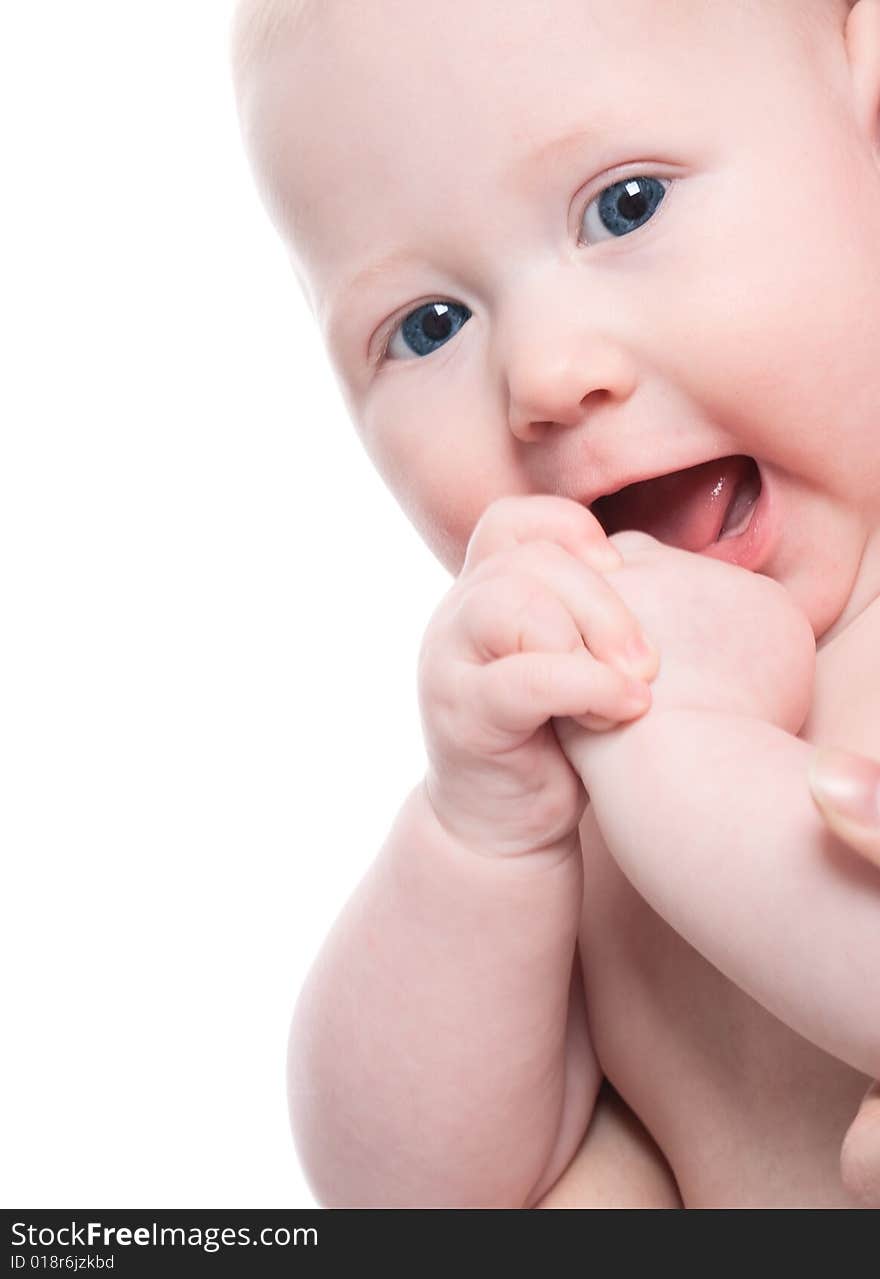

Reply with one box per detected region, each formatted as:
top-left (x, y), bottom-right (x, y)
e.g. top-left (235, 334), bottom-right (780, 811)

top-left (807, 748), bottom-right (880, 869)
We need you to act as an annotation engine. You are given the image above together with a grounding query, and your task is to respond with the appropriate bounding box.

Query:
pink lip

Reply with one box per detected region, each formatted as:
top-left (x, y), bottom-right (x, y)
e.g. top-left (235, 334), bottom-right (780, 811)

top-left (578, 455), bottom-right (719, 508)
top-left (700, 462), bottom-right (778, 572)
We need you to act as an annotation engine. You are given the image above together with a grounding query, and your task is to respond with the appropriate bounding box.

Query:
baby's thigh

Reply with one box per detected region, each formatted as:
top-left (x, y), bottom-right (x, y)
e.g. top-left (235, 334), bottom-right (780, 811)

top-left (535, 1081), bottom-right (682, 1209)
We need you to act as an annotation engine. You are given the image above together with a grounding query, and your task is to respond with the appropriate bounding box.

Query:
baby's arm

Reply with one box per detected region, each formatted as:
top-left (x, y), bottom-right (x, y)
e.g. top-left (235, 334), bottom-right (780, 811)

top-left (568, 708), bottom-right (880, 1079)
top-left (555, 532), bottom-right (880, 1079)
top-left (290, 499), bottom-right (659, 1207)
top-left (289, 781), bottom-right (595, 1208)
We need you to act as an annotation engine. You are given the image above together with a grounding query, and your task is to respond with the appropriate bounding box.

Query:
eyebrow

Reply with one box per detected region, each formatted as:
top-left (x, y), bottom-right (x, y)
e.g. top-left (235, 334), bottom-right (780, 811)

top-left (332, 251), bottom-right (425, 311)
top-left (505, 125), bottom-right (603, 190)
top-left (323, 250), bottom-right (436, 350)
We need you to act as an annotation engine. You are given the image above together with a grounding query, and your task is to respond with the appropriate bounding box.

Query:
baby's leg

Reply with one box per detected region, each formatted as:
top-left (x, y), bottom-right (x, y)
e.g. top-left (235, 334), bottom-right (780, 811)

top-left (535, 1080), bottom-right (682, 1209)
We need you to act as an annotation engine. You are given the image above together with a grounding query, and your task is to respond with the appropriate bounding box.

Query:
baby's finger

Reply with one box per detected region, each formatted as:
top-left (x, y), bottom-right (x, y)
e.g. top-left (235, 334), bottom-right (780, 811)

top-left (468, 649), bottom-right (652, 742)
top-left (455, 571), bottom-right (588, 664)
top-left (467, 543), bottom-right (659, 679)
top-left (572, 711), bottom-right (636, 733)
top-left (464, 494), bottom-right (622, 575)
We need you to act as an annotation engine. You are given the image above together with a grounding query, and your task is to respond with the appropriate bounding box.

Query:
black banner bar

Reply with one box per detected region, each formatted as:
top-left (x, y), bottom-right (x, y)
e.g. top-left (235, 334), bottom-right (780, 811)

top-left (0, 1209), bottom-right (863, 1275)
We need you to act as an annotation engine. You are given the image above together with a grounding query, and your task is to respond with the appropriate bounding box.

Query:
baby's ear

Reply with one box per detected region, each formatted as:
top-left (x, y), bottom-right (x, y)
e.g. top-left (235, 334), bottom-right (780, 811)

top-left (845, 0), bottom-right (880, 161)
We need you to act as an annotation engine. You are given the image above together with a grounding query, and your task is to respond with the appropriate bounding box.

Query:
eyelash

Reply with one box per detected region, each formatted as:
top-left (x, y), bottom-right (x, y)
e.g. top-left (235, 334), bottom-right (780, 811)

top-left (375, 170), bottom-right (672, 366)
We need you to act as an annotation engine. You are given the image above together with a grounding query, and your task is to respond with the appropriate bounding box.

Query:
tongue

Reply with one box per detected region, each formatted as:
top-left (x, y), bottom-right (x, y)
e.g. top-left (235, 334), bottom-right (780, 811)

top-left (592, 456), bottom-right (753, 552)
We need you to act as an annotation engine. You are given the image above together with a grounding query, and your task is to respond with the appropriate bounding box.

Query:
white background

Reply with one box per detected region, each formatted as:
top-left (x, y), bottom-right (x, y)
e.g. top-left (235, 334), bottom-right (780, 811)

top-left (1, 1), bottom-right (450, 1207)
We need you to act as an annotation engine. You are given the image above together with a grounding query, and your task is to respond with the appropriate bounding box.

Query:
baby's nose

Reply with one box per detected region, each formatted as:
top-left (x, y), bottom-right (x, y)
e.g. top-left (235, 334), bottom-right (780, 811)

top-left (505, 333), bottom-right (638, 442)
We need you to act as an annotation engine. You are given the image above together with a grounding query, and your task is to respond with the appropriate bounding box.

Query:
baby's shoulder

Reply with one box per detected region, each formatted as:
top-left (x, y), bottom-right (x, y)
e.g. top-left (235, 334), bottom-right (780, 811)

top-left (802, 596), bottom-right (880, 754)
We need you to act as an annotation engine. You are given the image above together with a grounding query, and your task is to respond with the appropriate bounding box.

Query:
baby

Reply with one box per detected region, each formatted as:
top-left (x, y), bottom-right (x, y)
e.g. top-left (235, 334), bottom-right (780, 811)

top-left (231, 0), bottom-right (880, 1206)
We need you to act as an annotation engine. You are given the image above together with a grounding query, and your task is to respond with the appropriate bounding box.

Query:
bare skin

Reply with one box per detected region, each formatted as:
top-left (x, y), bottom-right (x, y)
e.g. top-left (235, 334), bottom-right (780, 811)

top-left (540, 728), bottom-right (880, 1210)
top-left (233, 0), bottom-right (880, 1205)
top-left (534, 532), bottom-right (877, 1208)
top-left (535, 1080), bottom-right (683, 1209)
top-left (539, 588), bottom-right (880, 1209)
top-left (808, 746), bottom-right (880, 1207)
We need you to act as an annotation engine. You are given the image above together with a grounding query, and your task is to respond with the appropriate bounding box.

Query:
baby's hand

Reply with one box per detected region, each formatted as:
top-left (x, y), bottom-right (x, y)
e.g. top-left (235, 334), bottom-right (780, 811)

top-left (591, 531), bottom-right (817, 732)
top-left (418, 497), bottom-right (660, 856)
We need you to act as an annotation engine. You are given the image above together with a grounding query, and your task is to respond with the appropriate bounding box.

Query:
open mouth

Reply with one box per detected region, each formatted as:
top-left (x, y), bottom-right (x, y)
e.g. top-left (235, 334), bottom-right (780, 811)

top-left (591, 455), bottom-right (762, 554)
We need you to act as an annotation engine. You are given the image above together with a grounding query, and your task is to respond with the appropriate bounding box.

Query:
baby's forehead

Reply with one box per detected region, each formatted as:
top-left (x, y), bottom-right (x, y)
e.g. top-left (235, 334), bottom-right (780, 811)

top-left (233, 0), bottom-right (846, 314)
top-left (232, 0), bottom-right (838, 79)
top-left (233, 0), bottom-right (843, 184)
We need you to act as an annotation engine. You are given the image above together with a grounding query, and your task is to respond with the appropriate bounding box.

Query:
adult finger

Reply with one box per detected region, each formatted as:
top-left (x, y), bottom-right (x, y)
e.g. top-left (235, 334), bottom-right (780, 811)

top-left (807, 747), bottom-right (880, 869)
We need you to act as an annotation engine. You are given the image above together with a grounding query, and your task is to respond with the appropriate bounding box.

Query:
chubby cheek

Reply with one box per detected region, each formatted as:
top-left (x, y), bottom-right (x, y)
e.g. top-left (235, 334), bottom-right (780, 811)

top-left (775, 512), bottom-right (866, 642)
top-left (399, 469), bottom-right (494, 577)
top-left (777, 568), bottom-right (844, 643)
top-left (661, 141), bottom-right (880, 502)
top-left (358, 387), bottom-right (525, 577)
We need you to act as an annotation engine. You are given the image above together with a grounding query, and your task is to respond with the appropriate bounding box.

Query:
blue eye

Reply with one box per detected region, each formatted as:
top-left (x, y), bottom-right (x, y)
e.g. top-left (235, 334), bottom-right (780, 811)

top-left (385, 300), bottom-right (472, 361)
top-left (581, 175), bottom-right (669, 243)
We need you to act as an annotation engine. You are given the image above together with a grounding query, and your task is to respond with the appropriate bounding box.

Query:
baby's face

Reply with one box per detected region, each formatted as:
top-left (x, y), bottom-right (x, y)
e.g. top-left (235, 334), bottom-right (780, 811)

top-left (238, 0), bottom-right (880, 639)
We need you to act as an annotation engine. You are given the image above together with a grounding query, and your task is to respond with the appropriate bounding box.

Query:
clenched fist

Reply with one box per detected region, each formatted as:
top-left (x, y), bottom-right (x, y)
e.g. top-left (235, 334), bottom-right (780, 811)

top-left (598, 531), bottom-right (816, 732)
top-left (553, 530), bottom-right (816, 778)
top-left (417, 496), bottom-right (660, 857)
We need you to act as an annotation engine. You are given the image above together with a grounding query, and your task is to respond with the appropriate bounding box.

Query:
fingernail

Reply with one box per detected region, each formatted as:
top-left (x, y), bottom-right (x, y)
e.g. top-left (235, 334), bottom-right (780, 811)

top-left (577, 713), bottom-right (616, 732)
top-left (617, 633), bottom-right (658, 678)
top-left (628, 632), bottom-right (657, 660)
top-left (623, 678), bottom-right (652, 708)
top-left (808, 748), bottom-right (880, 826)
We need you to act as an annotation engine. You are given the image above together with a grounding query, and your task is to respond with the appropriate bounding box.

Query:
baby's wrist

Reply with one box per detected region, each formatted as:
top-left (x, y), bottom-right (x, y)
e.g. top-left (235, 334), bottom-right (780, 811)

top-left (569, 701), bottom-right (777, 795)
top-left (420, 774), bottom-right (582, 868)
top-left (563, 702), bottom-right (713, 792)
top-left (384, 780), bottom-right (584, 948)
